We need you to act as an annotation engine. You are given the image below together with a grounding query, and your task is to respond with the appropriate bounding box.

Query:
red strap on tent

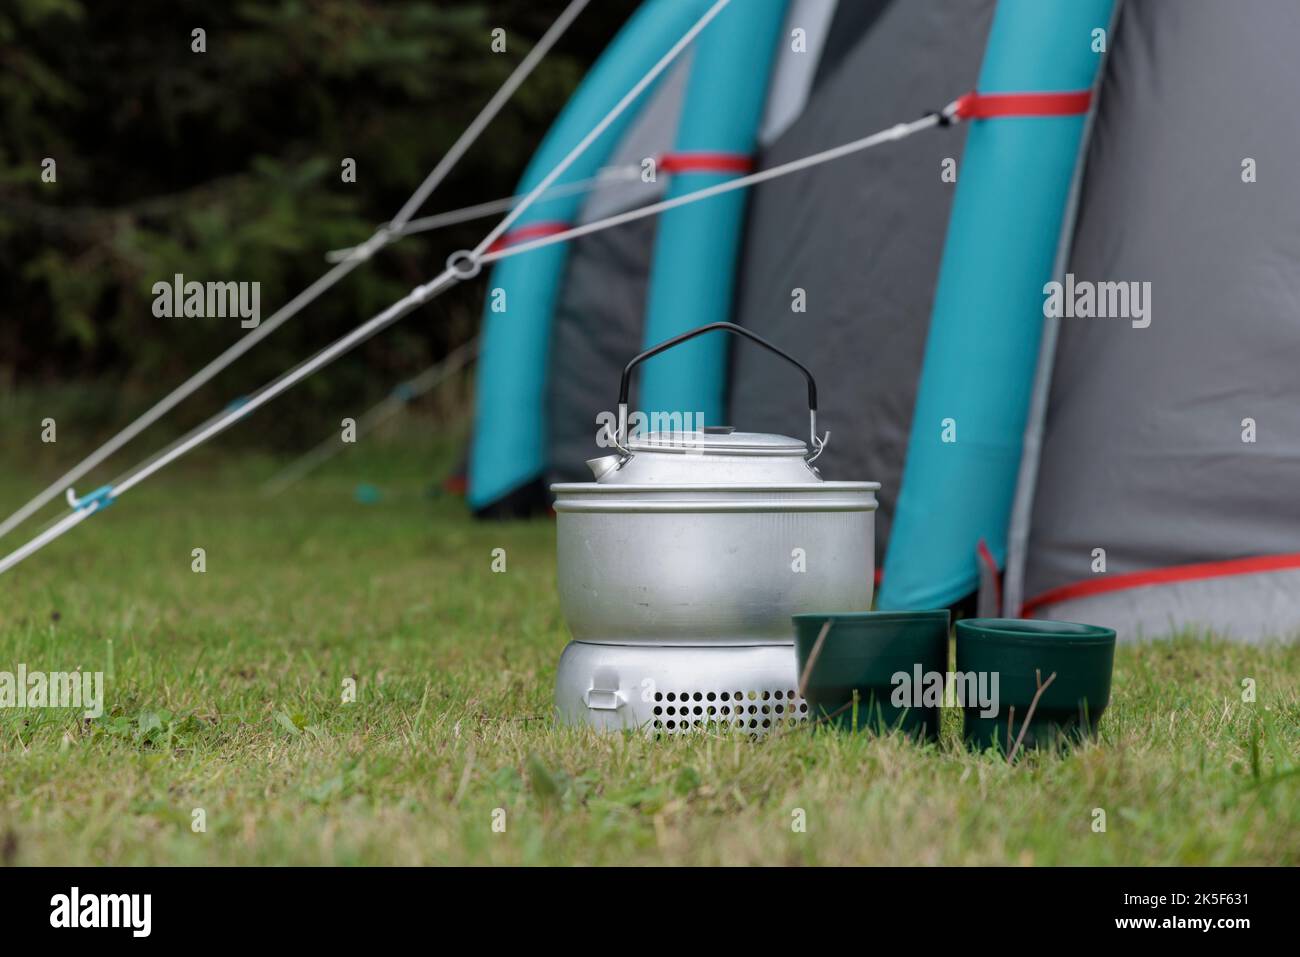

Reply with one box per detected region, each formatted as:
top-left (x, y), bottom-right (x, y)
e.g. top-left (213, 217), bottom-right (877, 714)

top-left (953, 90), bottom-right (1092, 121)
top-left (487, 221), bottom-right (570, 253)
top-left (659, 152), bottom-right (753, 175)
top-left (1021, 552), bottom-right (1300, 617)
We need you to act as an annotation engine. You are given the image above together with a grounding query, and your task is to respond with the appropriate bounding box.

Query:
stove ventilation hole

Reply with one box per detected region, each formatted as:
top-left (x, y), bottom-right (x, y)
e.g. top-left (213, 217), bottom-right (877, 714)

top-left (652, 687), bottom-right (809, 734)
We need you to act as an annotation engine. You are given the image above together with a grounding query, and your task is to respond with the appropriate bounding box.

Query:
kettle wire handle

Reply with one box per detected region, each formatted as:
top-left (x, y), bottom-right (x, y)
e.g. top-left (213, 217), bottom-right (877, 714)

top-left (614, 322), bottom-right (828, 463)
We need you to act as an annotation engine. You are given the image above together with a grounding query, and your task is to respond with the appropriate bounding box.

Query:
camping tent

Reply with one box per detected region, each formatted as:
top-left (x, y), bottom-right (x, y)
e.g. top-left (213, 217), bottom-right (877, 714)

top-left (467, 0), bottom-right (1300, 643)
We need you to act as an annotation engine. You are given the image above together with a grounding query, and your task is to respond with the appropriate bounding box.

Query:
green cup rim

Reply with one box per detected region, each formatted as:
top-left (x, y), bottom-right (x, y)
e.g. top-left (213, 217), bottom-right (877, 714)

top-left (956, 617), bottom-right (1116, 646)
top-left (793, 610), bottom-right (950, 625)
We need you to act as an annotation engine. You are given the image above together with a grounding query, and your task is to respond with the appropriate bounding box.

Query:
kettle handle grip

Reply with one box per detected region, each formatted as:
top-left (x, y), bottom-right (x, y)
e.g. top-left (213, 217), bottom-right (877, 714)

top-left (614, 322), bottom-right (828, 463)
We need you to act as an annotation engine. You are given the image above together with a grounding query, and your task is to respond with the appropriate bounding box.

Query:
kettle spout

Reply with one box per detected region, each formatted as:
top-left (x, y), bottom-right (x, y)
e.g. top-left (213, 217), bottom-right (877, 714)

top-left (586, 454), bottom-right (622, 481)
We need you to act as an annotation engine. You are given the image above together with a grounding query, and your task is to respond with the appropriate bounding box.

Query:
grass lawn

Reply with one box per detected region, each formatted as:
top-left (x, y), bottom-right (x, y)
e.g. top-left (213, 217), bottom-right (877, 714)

top-left (0, 433), bottom-right (1297, 866)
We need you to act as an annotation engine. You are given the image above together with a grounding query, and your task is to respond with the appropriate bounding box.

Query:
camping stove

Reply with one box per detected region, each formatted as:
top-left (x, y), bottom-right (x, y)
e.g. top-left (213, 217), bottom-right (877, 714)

top-left (549, 323), bottom-right (879, 735)
top-left (555, 641), bottom-right (812, 734)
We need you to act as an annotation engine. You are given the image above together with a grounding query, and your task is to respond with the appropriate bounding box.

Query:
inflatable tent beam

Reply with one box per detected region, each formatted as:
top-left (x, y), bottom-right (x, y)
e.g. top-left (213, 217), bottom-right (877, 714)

top-left (1002, 1), bottom-right (1121, 618)
top-left (637, 0), bottom-right (789, 427)
top-left (468, 0), bottom-right (716, 512)
top-left (878, 0), bottom-right (1115, 610)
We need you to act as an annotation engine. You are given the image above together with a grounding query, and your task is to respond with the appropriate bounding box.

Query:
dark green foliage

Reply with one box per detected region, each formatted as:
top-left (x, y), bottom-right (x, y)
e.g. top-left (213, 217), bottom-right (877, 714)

top-left (0, 0), bottom-right (629, 446)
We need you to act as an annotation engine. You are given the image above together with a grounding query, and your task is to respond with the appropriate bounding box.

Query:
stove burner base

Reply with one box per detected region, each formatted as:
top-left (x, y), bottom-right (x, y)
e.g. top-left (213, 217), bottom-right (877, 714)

top-left (554, 640), bottom-right (810, 735)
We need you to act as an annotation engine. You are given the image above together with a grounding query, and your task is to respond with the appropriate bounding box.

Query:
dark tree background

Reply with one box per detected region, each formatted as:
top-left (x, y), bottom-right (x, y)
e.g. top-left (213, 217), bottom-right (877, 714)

top-left (0, 0), bottom-right (631, 446)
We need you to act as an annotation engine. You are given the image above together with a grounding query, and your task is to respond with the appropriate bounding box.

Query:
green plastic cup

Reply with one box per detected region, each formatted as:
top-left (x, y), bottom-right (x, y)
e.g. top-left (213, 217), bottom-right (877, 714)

top-left (955, 618), bottom-right (1116, 753)
top-left (792, 610), bottom-right (950, 740)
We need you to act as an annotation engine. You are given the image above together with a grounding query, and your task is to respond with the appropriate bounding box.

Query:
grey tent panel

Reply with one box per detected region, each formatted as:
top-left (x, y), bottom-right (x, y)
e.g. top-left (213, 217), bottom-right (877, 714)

top-left (1023, 0), bottom-right (1300, 632)
top-left (543, 13), bottom-right (849, 488)
top-left (579, 55), bottom-right (691, 224)
top-left (759, 0), bottom-right (841, 146)
top-left (728, 0), bottom-right (994, 564)
top-left (545, 59), bottom-right (692, 487)
top-left (1031, 569), bottom-right (1300, 645)
top-left (810, 0), bottom-right (894, 92)
top-left (546, 218), bottom-right (659, 485)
